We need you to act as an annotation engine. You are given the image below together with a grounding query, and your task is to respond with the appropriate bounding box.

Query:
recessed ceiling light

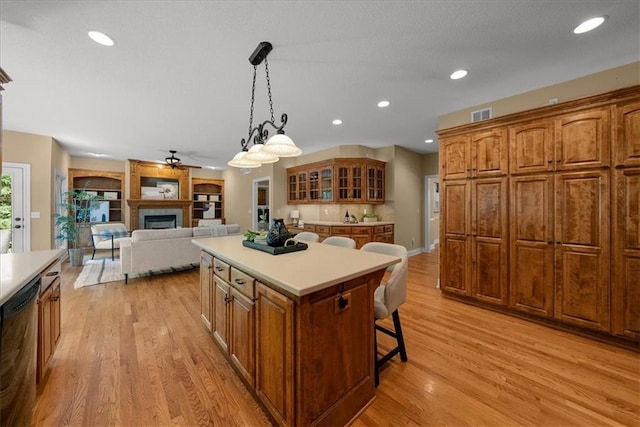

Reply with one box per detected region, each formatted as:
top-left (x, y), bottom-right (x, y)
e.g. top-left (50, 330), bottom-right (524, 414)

top-left (425, 139), bottom-right (434, 144)
top-left (377, 100), bottom-right (390, 108)
top-left (332, 119), bottom-right (343, 125)
top-left (88, 30), bottom-right (115, 46)
top-left (89, 152), bottom-right (108, 157)
top-left (573, 16), bottom-right (607, 34)
top-left (450, 69), bottom-right (468, 80)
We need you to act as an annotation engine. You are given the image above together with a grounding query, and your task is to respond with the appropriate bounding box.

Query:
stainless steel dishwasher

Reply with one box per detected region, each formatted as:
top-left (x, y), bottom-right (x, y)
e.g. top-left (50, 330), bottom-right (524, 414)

top-left (0, 275), bottom-right (40, 427)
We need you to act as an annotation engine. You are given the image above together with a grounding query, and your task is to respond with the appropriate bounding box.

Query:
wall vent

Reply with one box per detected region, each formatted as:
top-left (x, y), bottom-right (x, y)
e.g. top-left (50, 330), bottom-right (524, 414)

top-left (471, 107), bottom-right (492, 122)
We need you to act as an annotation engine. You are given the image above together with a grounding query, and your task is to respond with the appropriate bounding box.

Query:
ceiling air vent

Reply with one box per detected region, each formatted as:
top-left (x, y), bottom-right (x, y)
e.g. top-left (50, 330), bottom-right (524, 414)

top-left (471, 107), bottom-right (492, 123)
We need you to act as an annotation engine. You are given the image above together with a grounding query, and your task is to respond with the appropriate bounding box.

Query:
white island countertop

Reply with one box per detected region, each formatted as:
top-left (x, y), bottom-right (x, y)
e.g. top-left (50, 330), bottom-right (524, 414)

top-left (193, 235), bottom-right (399, 298)
top-left (0, 249), bottom-right (65, 306)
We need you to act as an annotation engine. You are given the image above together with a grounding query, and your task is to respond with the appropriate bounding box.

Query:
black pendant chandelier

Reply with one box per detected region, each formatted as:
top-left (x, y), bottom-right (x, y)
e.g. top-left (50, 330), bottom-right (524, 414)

top-left (228, 41), bottom-right (302, 168)
top-left (165, 150), bottom-right (182, 169)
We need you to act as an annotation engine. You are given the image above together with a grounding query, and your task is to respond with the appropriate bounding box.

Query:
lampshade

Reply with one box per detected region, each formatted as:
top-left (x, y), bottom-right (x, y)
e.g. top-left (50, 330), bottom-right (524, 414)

top-left (263, 132), bottom-right (302, 157)
top-left (290, 210), bottom-right (300, 219)
top-left (227, 151), bottom-right (262, 168)
top-left (243, 144), bottom-right (279, 164)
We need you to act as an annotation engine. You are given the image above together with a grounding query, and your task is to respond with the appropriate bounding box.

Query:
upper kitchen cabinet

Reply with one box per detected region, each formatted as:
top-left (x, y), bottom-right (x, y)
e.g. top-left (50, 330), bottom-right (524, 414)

top-left (614, 100), bottom-right (640, 167)
top-left (441, 129), bottom-right (507, 179)
top-left (554, 108), bottom-right (610, 171)
top-left (287, 158), bottom-right (386, 204)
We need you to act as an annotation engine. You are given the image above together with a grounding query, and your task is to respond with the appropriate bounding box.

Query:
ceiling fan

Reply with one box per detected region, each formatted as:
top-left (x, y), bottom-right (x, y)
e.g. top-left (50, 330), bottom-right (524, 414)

top-left (165, 150), bottom-right (182, 169)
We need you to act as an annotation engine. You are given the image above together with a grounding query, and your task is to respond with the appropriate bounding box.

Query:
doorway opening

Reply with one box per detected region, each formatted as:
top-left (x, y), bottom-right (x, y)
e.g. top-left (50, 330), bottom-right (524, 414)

top-left (252, 177), bottom-right (271, 232)
top-left (1, 162), bottom-right (31, 253)
top-left (424, 174), bottom-right (439, 253)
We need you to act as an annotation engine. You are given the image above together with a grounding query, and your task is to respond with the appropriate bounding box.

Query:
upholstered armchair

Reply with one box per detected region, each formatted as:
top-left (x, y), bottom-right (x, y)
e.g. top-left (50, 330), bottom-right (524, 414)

top-left (91, 223), bottom-right (130, 260)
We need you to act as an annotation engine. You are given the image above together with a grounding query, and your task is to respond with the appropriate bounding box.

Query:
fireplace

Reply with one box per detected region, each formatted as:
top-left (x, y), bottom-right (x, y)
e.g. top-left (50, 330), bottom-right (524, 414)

top-left (138, 208), bottom-right (184, 230)
top-left (144, 214), bottom-right (177, 229)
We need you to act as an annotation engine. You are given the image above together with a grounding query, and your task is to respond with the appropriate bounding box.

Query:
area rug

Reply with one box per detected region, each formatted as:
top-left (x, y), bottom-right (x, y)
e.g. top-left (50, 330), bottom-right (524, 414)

top-left (74, 258), bottom-right (122, 288)
top-left (74, 257), bottom-right (198, 289)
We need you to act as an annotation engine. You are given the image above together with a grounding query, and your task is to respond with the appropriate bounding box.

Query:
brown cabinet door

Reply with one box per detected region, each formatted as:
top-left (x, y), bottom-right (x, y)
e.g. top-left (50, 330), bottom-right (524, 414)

top-left (471, 128), bottom-right (508, 177)
top-left (230, 289), bottom-right (256, 387)
top-left (309, 169), bottom-right (320, 201)
top-left (509, 175), bottom-right (554, 317)
top-left (212, 276), bottom-right (230, 352)
top-left (471, 177), bottom-right (508, 305)
top-left (256, 283), bottom-right (294, 426)
top-left (200, 252), bottom-right (213, 331)
top-left (614, 101), bottom-right (640, 167)
top-left (441, 135), bottom-right (470, 179)
top-left (320, 166), bottom-right (334, 201)
top-left (366, 164), bottom-right (385, 203)
top-left (51, 282), bottom-right (61, 348)
top-left (554, 170), bottom-right (610, 331)
top-left (287, 172), bottom-right (298, 203)
top-left (37, 286), bottom-right (53, 383)
top-left (297, 171), bottom-right (308, 202)
top-left (555, 108), bottom-right (610, 170)
top-left (441, 180), bottom-right (471, 295)
top-left (509, 120), bottom-right (554, 175)
top-left (612, 168), bottom-right (640, 340)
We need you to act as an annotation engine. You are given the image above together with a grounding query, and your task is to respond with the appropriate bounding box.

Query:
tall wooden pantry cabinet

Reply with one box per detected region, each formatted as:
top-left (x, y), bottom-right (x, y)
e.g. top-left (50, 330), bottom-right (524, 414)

top-left (439, 85), bottom-right (640, 344)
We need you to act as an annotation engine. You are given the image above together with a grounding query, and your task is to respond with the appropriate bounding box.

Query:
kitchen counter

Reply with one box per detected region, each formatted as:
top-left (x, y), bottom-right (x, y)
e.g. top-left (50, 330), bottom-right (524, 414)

top-left (0, 249), bottom-right (65, 306)
top-left (297, 220), bottom-right (394, 227)
top-left (194, 234), bottom-right (400, 426)
top-left (192, 234), bottom-right (399, 298)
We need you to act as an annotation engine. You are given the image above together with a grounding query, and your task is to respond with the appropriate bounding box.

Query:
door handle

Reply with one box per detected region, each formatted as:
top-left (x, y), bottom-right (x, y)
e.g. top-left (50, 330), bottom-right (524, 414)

top-left (14, 225), bottom-right (22, 229)
top-left (14, 217), bottom-right (22, 221)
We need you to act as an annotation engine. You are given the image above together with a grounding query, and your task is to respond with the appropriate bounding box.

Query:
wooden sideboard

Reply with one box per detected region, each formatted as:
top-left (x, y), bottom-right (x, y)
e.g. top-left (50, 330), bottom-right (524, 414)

top-left (301, 222), bottom-right (394, 248)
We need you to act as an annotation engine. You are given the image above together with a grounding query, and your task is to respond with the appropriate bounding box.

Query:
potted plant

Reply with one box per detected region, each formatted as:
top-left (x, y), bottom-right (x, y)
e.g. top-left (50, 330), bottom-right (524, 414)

top-left (54, 183), bottom-right (101, 267)
top-left (362, 212), bottom-right (378, 222)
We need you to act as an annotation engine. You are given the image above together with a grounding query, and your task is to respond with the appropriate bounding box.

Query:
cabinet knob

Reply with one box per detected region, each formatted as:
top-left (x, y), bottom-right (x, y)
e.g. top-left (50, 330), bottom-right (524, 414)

top-left (235, 279), bottom-right (245, 285)
top-left (547, 240), bottom-right (553, 244)
top-left (224, 296), bottom-right (231, 303)
top-left (52, 296), bottom-right (60, 302)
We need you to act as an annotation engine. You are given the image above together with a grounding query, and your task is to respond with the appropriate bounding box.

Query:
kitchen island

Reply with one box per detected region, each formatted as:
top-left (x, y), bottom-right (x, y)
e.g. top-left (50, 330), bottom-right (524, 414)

top-left (193, 235), bottom-right (400, 427)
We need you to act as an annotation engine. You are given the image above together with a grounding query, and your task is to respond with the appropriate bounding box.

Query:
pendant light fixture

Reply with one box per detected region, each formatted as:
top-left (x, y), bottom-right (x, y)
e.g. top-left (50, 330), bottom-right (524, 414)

top-left (228, 41), bottom-right (302, 168)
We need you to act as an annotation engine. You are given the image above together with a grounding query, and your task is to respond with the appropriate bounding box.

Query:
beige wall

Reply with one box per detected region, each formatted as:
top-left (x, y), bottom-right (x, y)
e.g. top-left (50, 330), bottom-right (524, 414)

top-left (223, 163), bottom-right (276, 233)
top-left (439, 62), bottom-right (640, 129)
top-left (3, 130), bottom-right (57, 250)
top-left (390, 146), bottom-right (424, 250)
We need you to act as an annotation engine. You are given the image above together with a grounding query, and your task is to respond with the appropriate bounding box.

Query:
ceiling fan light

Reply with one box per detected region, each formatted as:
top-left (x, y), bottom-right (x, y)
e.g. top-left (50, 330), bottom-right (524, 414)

top-left (263, 133), bottom-right (302, 157)
top-left (244, 144), bottom-right (279, 164)
top-left (227, 151), bottom-right (262, 168)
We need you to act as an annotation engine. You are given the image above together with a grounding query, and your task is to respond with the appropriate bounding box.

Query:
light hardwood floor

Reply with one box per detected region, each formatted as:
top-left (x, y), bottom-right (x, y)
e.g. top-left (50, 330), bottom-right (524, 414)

top-left (32, 251), bottom-right (639, 426)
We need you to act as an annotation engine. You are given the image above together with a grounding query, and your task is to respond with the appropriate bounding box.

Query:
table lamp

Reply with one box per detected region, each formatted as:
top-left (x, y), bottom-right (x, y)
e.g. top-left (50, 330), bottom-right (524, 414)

top-left (290, 210), bottom-right (300, 226)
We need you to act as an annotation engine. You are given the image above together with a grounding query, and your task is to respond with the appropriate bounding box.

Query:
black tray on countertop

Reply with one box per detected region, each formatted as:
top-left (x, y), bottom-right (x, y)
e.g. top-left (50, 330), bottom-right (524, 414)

top-left (242, 239), bottom-right (308, 255)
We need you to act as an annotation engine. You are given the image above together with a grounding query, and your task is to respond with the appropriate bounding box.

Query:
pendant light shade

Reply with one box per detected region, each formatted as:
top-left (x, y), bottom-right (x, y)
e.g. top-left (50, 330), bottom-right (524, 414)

top-left (263, 132), bottom-right (302, 157)
top-left (243, 144), bottom-right (279, 164)
top-left (227, 151), bottom-right (261, 168)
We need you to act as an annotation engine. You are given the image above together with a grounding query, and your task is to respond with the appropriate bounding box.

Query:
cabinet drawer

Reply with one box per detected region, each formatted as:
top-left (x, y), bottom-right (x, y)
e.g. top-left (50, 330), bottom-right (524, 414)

top-left (231, 267), bottom-right (255, 300)
top-left (331, 226), bottom-right (352, 235)
top-left (351, 227), bottom-right (371, 236)
top-left (41, 259), bottom-right (62, 292)
top-left (213, 258), bottom-right (231, 281)
top-left (373, 226), bottom-right (385, 234)
top-left (384, 225), bottom-right (394, 233)
top-left (303, 224), bottom-right (316, 232)
top-left (316, 225), bottom-right (331, 234)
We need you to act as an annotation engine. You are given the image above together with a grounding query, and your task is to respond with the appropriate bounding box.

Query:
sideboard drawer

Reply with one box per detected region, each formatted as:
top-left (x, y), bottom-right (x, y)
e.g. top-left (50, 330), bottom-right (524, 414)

top-left (213, 258), bottom-right (231, 282)
top-left (351, 227), bottom-right (371, 236)
top-left (331, 226), bottom-right (352, 235)
top-left (41, 259), bottom-right (62, 293)
top-left (230, 267), bottom-right (256, 300)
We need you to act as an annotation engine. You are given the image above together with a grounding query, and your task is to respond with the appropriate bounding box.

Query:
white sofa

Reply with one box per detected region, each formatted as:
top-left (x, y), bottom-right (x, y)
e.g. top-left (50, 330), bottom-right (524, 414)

top-left (119, 224), bottom-right (241, 283)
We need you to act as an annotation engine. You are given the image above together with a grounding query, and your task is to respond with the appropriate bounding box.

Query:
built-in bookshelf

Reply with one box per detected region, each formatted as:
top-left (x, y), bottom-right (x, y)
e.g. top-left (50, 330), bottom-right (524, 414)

top-left (68, 169), bottom-right (125, 224)
top-left (192, 178), bottom-right (224, 226)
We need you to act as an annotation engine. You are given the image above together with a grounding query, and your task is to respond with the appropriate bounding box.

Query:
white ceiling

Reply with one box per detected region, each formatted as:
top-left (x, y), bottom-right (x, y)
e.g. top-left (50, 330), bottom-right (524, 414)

top-left (1, 1), bottom-right (638, 169)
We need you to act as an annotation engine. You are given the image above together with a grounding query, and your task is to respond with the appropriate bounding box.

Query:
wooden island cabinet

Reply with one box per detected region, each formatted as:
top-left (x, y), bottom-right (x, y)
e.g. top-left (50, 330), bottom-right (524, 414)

top-left (438, 85), bottom-right (640, 344)
top-left (194, 235), bottom-right (399, 426)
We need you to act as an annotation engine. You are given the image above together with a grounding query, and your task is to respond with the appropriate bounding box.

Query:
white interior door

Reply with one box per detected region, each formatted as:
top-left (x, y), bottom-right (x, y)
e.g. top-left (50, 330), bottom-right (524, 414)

top-left (424, 175), bottom-right (440, 252)
top-left (1, 162), bottom-right (30, 252)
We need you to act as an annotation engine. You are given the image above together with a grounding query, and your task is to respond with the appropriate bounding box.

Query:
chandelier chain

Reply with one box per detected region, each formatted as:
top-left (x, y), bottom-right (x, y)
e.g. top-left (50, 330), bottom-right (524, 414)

top-left (265, 58), bottom-right (275, 123)
top-left (248, 65), bottom-right (257, 137)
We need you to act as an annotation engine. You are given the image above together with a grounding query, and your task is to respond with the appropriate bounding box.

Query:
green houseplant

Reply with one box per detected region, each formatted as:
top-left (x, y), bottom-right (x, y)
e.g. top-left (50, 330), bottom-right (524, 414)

top-left (55, 183), bottom-right (101, 267)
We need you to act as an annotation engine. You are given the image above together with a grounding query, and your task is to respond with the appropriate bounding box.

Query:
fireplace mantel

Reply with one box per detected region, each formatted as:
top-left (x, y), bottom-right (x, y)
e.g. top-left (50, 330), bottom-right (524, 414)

top-left (127, 199), bottom-right (192, 229)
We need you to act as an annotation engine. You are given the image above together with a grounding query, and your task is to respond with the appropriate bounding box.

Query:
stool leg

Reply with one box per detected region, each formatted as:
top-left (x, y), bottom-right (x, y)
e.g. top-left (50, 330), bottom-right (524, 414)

top-left (374, 323), bottom-right (379, 387)
top-left (392, 310), bottom-right (408, 362)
